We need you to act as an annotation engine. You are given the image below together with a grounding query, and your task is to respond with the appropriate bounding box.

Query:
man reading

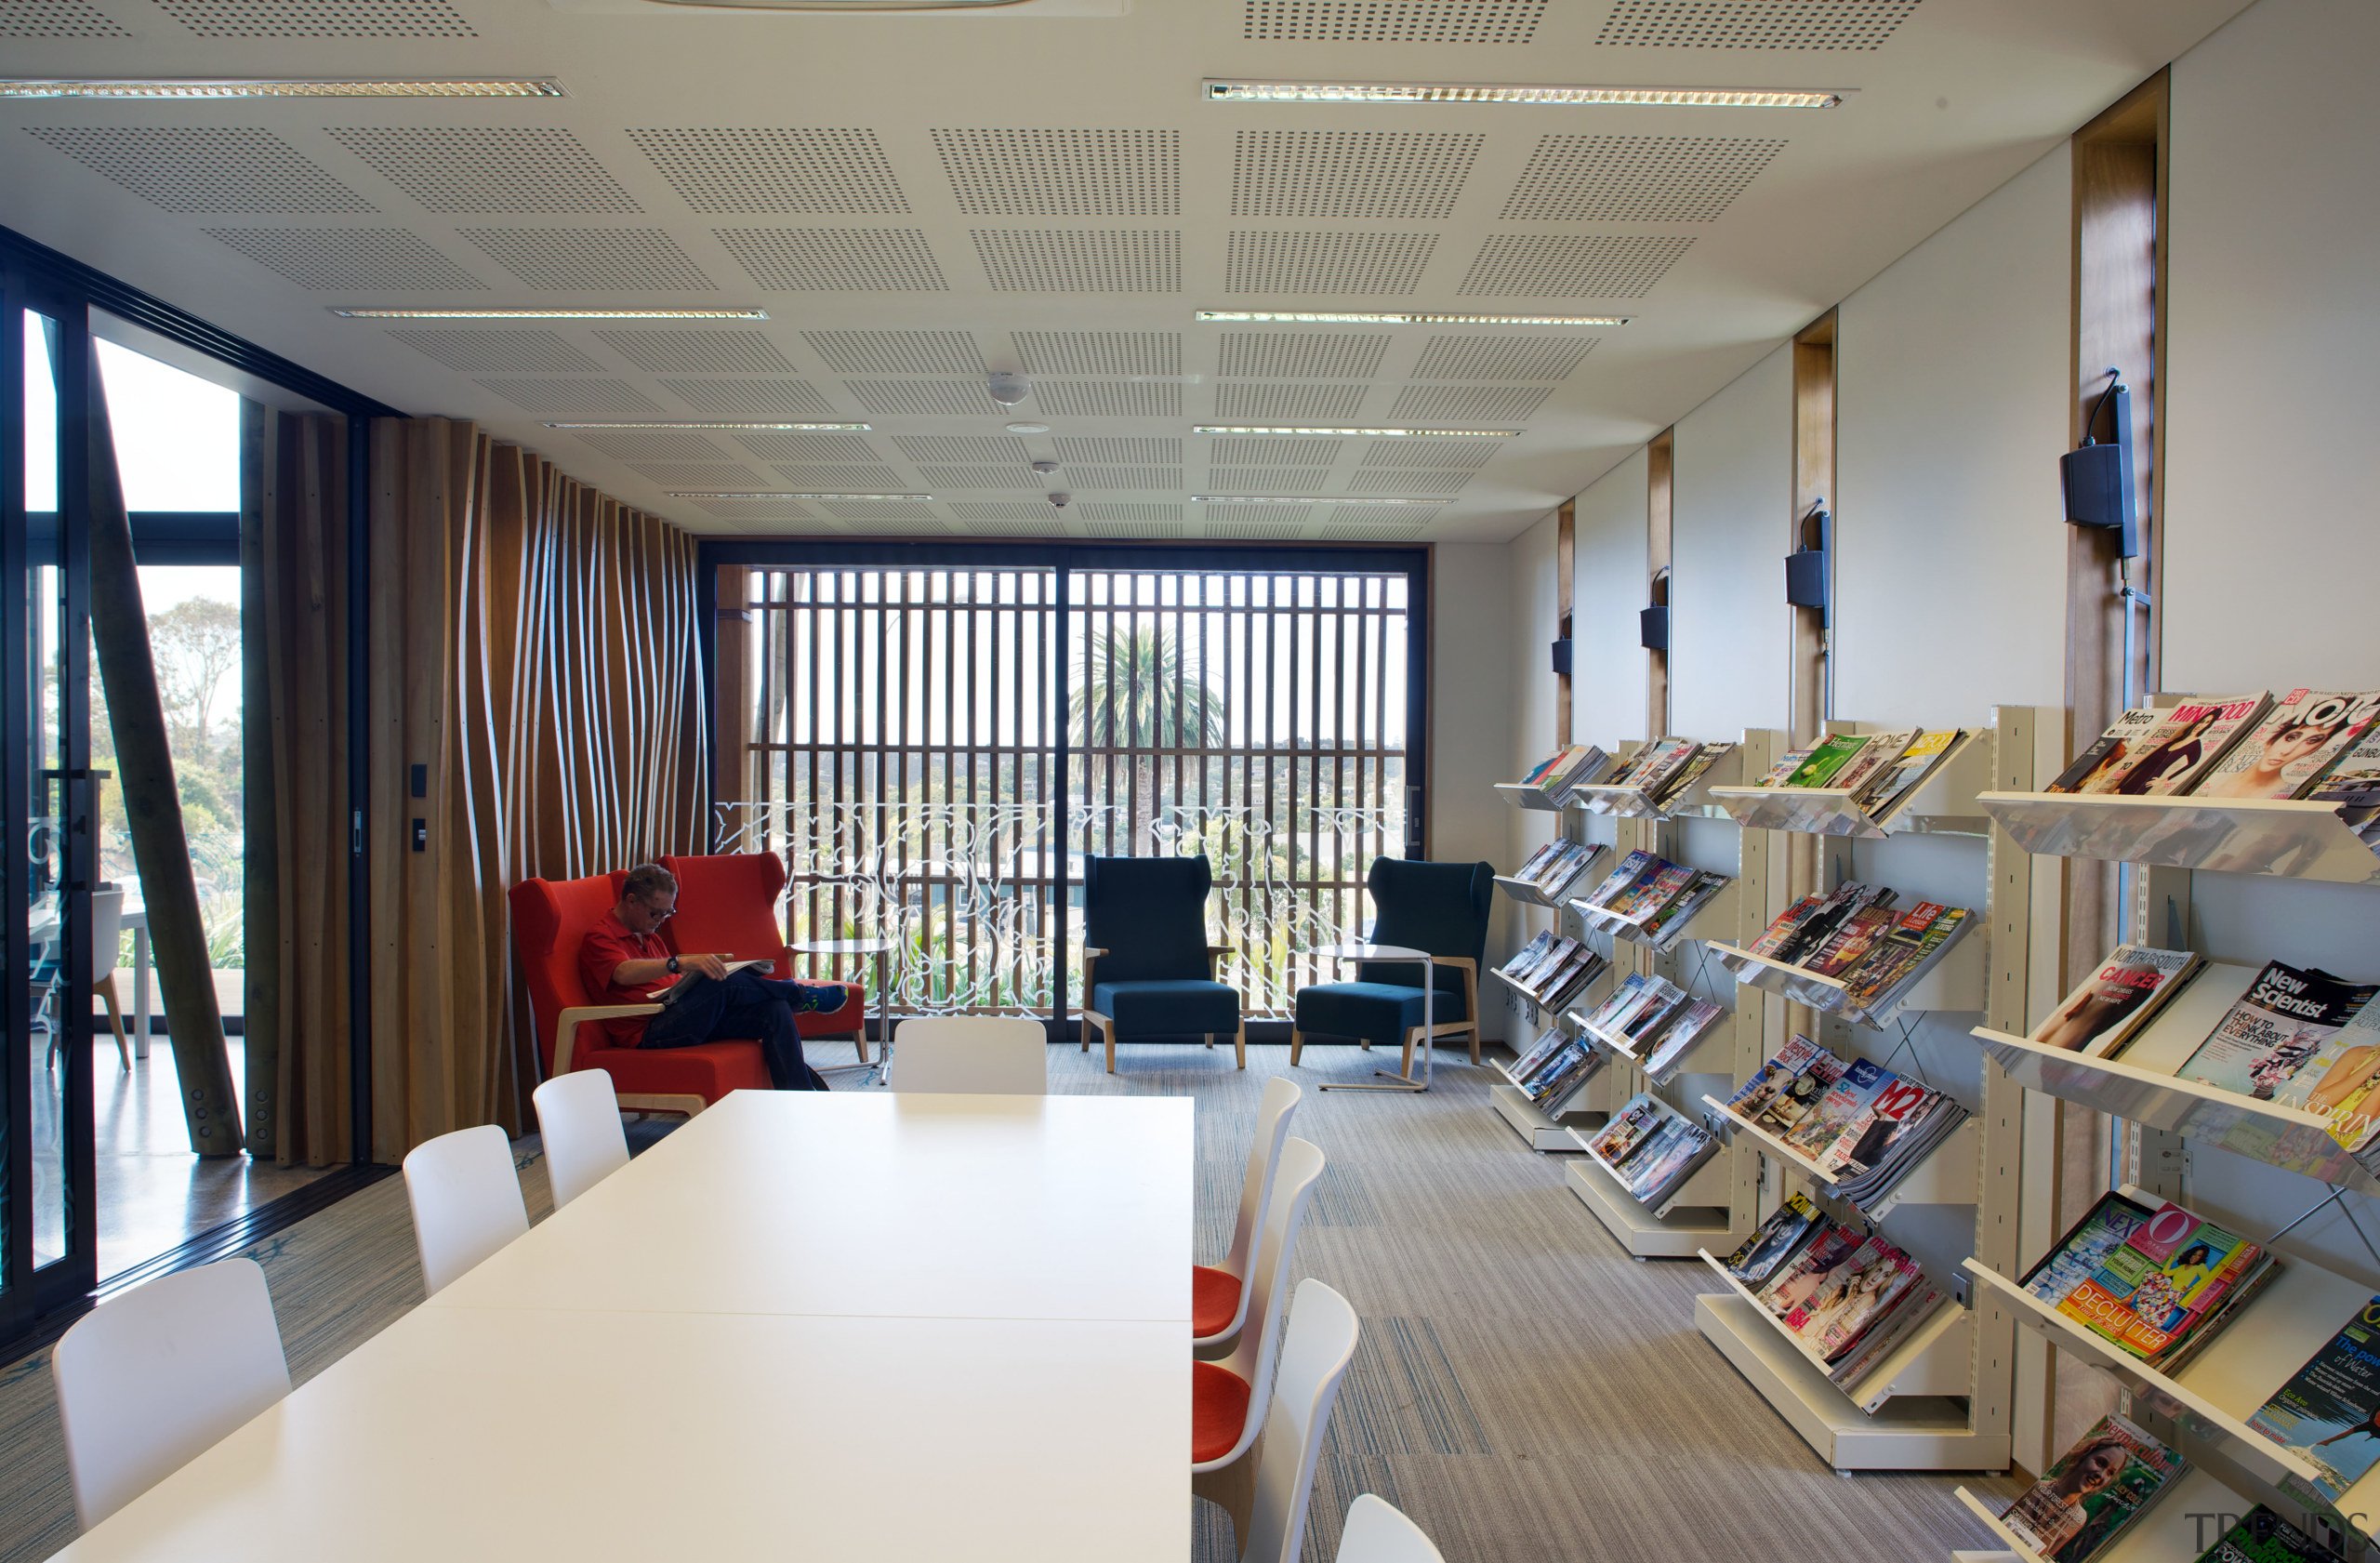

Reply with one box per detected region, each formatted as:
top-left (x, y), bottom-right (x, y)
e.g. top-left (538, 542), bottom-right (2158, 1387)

top-left (579, 862), bottom-right (840, 1091)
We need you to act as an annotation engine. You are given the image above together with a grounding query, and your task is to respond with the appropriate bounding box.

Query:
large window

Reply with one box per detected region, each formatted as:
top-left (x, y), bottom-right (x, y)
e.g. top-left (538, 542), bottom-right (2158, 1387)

top-left (716, 550), bottom-right (1421, 1020)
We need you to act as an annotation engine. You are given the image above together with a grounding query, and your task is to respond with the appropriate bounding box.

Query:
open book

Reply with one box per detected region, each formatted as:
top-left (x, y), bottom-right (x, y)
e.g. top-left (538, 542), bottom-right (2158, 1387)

top-left (656, 958), bottom-right (774, 1006)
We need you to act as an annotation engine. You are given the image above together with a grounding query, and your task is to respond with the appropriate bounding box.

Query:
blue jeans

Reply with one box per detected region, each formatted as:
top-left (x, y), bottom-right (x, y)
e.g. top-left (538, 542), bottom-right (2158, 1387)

top-left (641, 969), bottom-right (839, 1091)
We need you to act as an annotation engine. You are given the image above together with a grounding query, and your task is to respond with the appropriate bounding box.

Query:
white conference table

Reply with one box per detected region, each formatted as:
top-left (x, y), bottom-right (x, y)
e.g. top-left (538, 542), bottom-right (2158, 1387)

top-left (51, 1091), bottom-right (1196, 1563)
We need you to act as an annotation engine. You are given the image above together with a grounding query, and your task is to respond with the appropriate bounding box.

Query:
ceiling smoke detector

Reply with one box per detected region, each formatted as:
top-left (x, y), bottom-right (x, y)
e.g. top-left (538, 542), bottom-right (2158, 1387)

top-left (988, 372), bottom-right (1030, 406)
top-left (1049, 491), bottom-right (1070, 509)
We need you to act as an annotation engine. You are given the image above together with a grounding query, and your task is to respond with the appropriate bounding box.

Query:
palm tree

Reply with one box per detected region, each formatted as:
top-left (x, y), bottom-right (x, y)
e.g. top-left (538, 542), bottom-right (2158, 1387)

top-left (1070, 626), bottom-right (1229, 853)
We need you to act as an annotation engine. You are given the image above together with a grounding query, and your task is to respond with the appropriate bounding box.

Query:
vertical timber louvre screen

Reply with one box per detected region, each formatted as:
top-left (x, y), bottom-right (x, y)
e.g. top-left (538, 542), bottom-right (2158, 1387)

top-left (722, 563), bottom-right (1409, 1021)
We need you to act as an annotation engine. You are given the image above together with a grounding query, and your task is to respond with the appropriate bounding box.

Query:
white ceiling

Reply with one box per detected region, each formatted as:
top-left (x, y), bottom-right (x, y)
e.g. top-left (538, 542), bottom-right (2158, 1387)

top-left (2, 0), bottom-right (2250, 543)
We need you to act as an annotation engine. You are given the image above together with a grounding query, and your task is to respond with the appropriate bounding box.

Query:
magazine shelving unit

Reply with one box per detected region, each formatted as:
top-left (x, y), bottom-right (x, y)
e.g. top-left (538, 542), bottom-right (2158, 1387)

top-left (1688, 708), bottom-right (2055, 1474)
top-left (1557, 731), bottom-right (1778, 1260)
top-left (1710, 727), bottom-right (1993, 840)
top-left (1570, 741), bottom-right (1747, 821)
top-left (1942, 706), bottom-right (2380, 1559)
top-left (1948, 1465), bottom-right (2252, 1563)
top-left (1567, 878), bottom-right (1739, 950)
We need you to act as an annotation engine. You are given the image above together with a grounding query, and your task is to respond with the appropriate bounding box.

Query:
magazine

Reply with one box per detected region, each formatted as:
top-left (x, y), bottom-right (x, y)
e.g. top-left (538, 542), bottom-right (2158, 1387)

top-left (2103, 693), bottom-right (2273, 796)
top-left (1839, 904), bottom-right (1964, 1013)
top-left (2001, 1413), bottom-right (2189, 1563)
top-left (1758, 746), bottom-right (1815, 786)
top-left (1801, 904), bottom-right (1900, 980)
top-left (1752, 1051), bottom-right (1848, 1141)
top-left (1757, 1224), bottom-right (1865, 1319)
top-left (1815, 1070), bottom-right (1933, 1176)
top-left (2055, 1199), bottom-right (2266, 1362)
top-left (1655, 740), bottom-right (1736, 803)
top-left (1641, 999), bottom-right (1725, 1080)
top-left (2027, 945), bottom-right (2207, 1058)
top-left (2270, 1002), bottom-right (2380, 1146)
top-left (2050, 708), bottom-right (2165, 794)
top-left (2020, 1191), bottom-right (2159, 1306)
top-left (1577, 850), bottom-right (1659, 912)
top-left (1781, 1056), bottom-right (1894, 1160)
top-left (1727, 1036), bottom-right (1826, 1119)
top-left (2188, 1506), bottom-right (2347, 1563)
top-left (2175, 961), bottom-right (2380, 1100)
top-left (655, 957), bottom-right (775, 1006)
top-left (2248, 1295), bottom-right (2380, 1505)
top-left (1723, 1193), bottom-right (1824, 1284)
top-left (1862, 728), bottom-right (1964, 815)
top-left (2195, 691), bottom-right (2380, 801)
top-left (1792, 1235), bottom-right (1924, 1362)
top-left (1830, 729), bottom-right (1916, 798)
top-left (1784, 733), bottom-right (1873, 788)
top-left (1505, 1025), bottom-right (1571, 1083)
top-left (1642, 870), bottom-right (1730, 947)
top-left (2307, 725), bottom-right (2380, 809)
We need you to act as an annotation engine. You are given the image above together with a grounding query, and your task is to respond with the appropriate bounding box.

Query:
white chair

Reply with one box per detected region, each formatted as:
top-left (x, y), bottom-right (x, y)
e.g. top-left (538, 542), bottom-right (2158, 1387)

top-left (1334, 1495), bottom-right (1445, 1563)
top-left (1192, 1136), bottom-right (1326, 1541)
top-left (533, 1069), bottom-right (630, 1211)
top-left (402, 1123), bottom-right (529, 1295)
top-left (890, 1015), bottom-right (1048, 1094)
top-left (1241, 1279), bottom-right (1362, 1563)
top-left (1196, 1076), bottom-right (1302, 1357)
top-left (51, 1258), bottom-right (290, 1528)
top-left (44, 888), bottom-right (130, 1072)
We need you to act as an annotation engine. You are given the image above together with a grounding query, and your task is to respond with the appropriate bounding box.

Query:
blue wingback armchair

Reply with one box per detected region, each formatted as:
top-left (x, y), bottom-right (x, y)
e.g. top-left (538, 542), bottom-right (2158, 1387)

top-left (1078, 854), bottom-right (1246, 1075)
top-left (1290, 857), bottom-right (1493, 1075)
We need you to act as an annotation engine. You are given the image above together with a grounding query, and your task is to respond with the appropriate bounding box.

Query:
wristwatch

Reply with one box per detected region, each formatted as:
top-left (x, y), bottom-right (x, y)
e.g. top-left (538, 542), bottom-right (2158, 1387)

top-left (666, 955), bottom-right (681, 975)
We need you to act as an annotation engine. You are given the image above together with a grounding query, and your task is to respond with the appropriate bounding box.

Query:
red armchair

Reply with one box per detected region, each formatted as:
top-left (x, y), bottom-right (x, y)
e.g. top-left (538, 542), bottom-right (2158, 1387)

top-left (509, 870), bottom-right (771, 1117)
top-left (658, 854), bottom-right (869, 1055)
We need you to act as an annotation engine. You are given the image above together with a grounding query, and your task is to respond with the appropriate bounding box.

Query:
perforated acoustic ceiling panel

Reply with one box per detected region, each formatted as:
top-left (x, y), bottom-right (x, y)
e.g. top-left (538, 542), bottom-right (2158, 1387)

top-left (1325, 521), bottom-right (1425, 539)
top-left (205, 228), bottom-right (484, 288)
top-left (1244, 0), bottom-right (1541, 42)
top-left (1594, 0), bottom-right (1923, 48)
top-left (1210, 468), bottom-right (1325, 493)
top-left (1217, 333), bottom-right (1390, 378)
top-left (1410, 335), bottom-right (1595, 380)
top-left (1225, 232), bottom-right (1435, 295)
top-left (690, 498), bottom-right (815, 521)
top-left (328, 129), bottom-right (637, 213)
top-left (1073, 466), bottom-right (1183, 489)
top-left (931, 129), bottom-right (1179, 216)
top-left (1230, 133), bottom-right (1483, 221)
top-left (960, 516), bottom-right (1067, 536)
top-left (972, 232), bottom-right (1181, 293)
top-left (389, 327), bottom-right (602, 373)
top-left (804, 330), bottom-right (983, 375)
top-left (457, 229), bottom-right (712, 290)
top-left (716, 231), bottom-right (946, 292)
top-left (1457, 235), bottom-right (1692, 297)
top-left (844, 380), bottom-right (1004, 416)
top-left (659, 378), bottom-right (835, 417)
top-left (950, 502), bottom-right (1059, 520)
top-left (917, 465), bottom-right (1038, 489)
top-left (1330, 504), bottom-right (1441, 526)
top-left (1036, 380), bottom-right (1181, 416)
top-left (3, 0), bottom-right (129, 36)
top-left (625, 462), bottom-right (767, 487)
top-left (1502, 136), bottom-right (1785, 222)
top-left (731, 431), bottom-right (883, 461)
top-left (1389, 384), bottom-right (1553, 419)
top-left (570, 429), bottom-right (732, 460)
top-left (1213, 383), bottom-right (1367, 420)
top-left (148, 0), bottom-right (472, 34)
top-left (1210, 437), bottom-right (1341, 466)
top-left (594, 328), bottom-right (792, 374)
top-left (473, 378), bottom-right (666, 417)
top-left (1088, 522), bottom-right (1184, 537)
top-left (628, 128), bottom-right (907, 215)
top-left (1201, 503), bottom-right (1308, 524)
top-left (892, 435), bottom-right (1028, 463)
top-left (770, 464), bottom-right (908, 488)
top-left (1012, 332), bottom-right (1181, 377)
top-left (1360, 439), bottom-right (1496, 469)
top-left (820, 501), bottom-right (941, 522)
top-left (1080, 503), bottom-right (1183, 521)
top-left (26, 128), bottom-right (375, 213)
top-left (1055, 437), bottom-right (1181, 463)
top-left (1350, 469), bottom-right (1471, 494)
top-left (1205, 521), bottom-right (1305, 539)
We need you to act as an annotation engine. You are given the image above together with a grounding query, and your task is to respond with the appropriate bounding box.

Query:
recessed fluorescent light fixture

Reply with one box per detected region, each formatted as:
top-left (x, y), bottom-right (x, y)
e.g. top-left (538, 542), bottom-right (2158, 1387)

top-left (547, 421), bottom-right (868, 431)
top-left (1, 77), bottom-right (564, 99)
top-left (1195, 426), bottom-right (1518, 439)
top-left (668, 492), bottom-right (931, 501)
top-left (1195, 496), bottom-right (1440, 506)
top-left (1202, 80), bottom-right (1841, 110)
top-left (1198, 310), bottom-right (1627, 327)
top-left (332, 307), bottom-right (767, 321)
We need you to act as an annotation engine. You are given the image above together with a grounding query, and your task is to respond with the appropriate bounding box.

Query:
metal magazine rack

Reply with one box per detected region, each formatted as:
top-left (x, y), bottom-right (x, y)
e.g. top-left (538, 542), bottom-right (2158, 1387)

top-left (1945, 699), bottom-right (2380, 1563)
top-left (1494, 733), bottom-right (1775, 1258)
top-left (1685, 709), bottom-right (2050, 1475)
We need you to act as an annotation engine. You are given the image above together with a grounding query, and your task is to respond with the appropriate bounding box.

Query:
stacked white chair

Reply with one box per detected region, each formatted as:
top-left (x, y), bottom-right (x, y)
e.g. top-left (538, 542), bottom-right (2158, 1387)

top-left (533, 1068), bottom-right (630, 1210)
top-left (1334, 1495), bottom-right (1446, 1563)
top-left (890, 1015), bottom-right (1048, 1094)
top-left (402, 1122), bottom-right (529, 1295)
top-left (1238, 1278), bottom-right (1362, 1563)
top-left (51, 1258), bottom-right (291, 1528)
top-left (1195, 1077), bottom-right (1301, 1358)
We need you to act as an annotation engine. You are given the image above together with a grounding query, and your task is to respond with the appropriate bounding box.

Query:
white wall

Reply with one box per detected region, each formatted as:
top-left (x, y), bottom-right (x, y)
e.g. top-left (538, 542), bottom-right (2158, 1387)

top-left (1834, 147), bottom-right (2074, 731)
top-left (1498, 512), bottom-right (1563, 984)
top-left (1572, 447), bottom-right (1651, 748)
top-left (1430, 540), bottom-right (1519, 1036)
top-left (2164, 0), bottom-right (2380, 694)
top-left (1671, 343), bottom-right (1793, 739)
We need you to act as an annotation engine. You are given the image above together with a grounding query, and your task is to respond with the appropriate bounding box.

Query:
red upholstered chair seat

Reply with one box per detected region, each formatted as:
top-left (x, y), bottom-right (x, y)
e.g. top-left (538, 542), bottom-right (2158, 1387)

top-left (1192, 1265), bottom-right (1243, 1340)
top-left (1191, 1361), bottom-right (1253, 1464)
top-left (659, 853), bottom-right (866, 1039)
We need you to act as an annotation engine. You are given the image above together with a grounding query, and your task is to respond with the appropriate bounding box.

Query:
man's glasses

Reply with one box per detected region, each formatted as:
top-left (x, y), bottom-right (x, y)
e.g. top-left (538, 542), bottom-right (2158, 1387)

top-left (639, 897), bottom-right (676, 921)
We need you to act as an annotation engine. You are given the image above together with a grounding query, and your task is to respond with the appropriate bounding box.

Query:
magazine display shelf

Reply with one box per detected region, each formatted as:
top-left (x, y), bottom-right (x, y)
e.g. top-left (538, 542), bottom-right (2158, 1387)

top-left (1563, 1143), bottom-right (1737, 1256)
top-left (1707, 727), bottom-right (1990, 840)
top-left (1579, 1008), bottom-right (1732, 1079)
top-left (1567, 877), bottom-right (1738, 951)
top-left (1488, 1049), bottom-right (1605, 1150)
top-left (1970, 960), bottom-right (2380, 1197)
top-left (1493, 781), bottom-right (1571, 814)
top-left (1948, 1466), bottom-right (2251, 1563)
top-left (1699, 1097), bottom-right (1980, 1220)
top-left (1974, 791), bottom-right (2380, 885)
top-left (1570, 743), bottom-right (1746, 822)
top-left (1492, 873), bottom-right (1565, 907)
top-left (1964, 1222), bottom-right (2380, 1512)
top-left (1697, 1252), bottom-right (1976, 1411)
top-left (1705, 920), bottom-right (1984, 1029)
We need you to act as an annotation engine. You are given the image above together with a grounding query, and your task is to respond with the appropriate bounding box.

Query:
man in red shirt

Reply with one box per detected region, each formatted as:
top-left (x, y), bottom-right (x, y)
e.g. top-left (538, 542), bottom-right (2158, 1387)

top-left (579, 863), bottom-right (837, 1091)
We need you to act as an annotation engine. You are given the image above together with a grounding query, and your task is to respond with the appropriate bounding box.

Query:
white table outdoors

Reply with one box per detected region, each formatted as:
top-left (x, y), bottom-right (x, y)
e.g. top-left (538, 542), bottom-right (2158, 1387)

top-left (1302, 942), bottom-right (1437, 1093)
top-left (49, 1091), bottom-right (1196, 1563)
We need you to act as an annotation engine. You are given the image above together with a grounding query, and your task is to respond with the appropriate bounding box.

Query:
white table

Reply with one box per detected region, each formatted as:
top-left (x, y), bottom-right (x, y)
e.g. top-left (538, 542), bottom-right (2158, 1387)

top-left (51, 1092), bottom-right (1195, 1563)
top-left (1304, 942), bottom-right (1437, 1093)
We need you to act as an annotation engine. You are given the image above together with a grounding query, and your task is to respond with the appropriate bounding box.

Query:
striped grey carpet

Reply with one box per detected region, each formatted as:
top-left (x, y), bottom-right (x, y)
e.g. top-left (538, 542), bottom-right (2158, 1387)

top-left (0, 1041), bottom-right (2016, 1563)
